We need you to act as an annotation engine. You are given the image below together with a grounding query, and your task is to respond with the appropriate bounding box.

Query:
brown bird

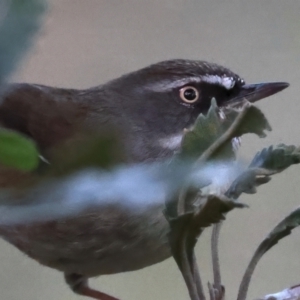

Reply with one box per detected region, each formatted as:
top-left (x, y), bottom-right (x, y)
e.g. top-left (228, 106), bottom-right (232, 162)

top-left (0, 59), bottom-right (289, 299)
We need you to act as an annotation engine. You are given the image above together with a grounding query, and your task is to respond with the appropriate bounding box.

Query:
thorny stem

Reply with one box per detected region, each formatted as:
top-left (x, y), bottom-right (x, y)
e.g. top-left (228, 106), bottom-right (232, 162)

top-left (211, 223), bottom-right (222, 289)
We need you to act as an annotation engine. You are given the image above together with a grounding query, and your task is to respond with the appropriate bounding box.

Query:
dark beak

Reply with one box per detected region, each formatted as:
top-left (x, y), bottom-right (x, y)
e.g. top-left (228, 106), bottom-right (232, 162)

top-left (227, 82), bottom-right (289, 106)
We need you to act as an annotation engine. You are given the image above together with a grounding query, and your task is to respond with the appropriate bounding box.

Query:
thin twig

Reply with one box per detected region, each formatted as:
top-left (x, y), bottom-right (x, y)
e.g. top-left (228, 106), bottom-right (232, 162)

top-left (211, 222), bottom-right (222, 288)
top-left (236, 246), bottom-right (264, 300)
top-left (177, 186), bottom-right (187, 215)
top-left (208, 282), bottom-right (216, 300)
top-left (179, 232), bottom-right (200, 300)
top-left (191, 252), bottom-right (206, 300)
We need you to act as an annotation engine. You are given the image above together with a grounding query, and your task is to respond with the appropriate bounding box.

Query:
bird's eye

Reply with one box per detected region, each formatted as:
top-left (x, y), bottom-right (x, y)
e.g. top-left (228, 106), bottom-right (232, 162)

top-left (179, 86), bottom-right (200, 104)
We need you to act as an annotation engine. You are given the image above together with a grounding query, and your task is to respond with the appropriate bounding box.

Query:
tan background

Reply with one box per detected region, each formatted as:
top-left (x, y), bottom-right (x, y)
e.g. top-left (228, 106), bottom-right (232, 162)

top-left (1, 1), bottom-right (300, 299)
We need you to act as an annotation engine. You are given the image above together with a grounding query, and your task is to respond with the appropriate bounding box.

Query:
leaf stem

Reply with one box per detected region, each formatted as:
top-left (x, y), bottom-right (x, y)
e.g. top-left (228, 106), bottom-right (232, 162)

top-left (177, 187), bottom-right (187, 215)
top-left (211, 223), bottom-right (222, 288)
top-left (179, 232), bottom-right (200, 300)
top-left (208, 282), bottom-right (216, 300)
top-left (236, 246), bottom-right (264, 300)
top-left (191, 252), bottom-right (206, 300)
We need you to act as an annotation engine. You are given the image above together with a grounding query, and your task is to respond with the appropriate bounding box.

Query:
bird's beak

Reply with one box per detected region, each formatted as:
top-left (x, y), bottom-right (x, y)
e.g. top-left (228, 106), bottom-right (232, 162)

top-left (226, 81), bottom-right (289, 106)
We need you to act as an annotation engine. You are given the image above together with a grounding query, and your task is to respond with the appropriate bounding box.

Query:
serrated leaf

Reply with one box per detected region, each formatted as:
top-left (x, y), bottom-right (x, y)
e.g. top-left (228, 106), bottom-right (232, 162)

top-left (166, 194), bottom-right (246, 249)
top-left (187, 194), bottom-right (247, 248)
top-left (260, 207), bottom-right (300, 253)
top-left (0, 128), bottom-right (39, 171)
top-left (226, 144), bottom-right (300, 201)
top-left (228, 105), bottom-right (272, 138)
top-left (180, 99), bottom-right (271, 162)
top-left (0, 0), bottom-right (46, 82)
top-left (249, 144), bottom-right (300, 172)
top-left (192, 194), bottom-right (246, 229)
top-left (180, 100), bottom-right (227, 159)
top-left (226, 168), bottom-right (272, 200)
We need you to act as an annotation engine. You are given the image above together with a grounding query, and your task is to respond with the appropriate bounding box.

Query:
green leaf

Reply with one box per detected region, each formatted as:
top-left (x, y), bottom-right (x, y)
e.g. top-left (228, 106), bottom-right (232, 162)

top-left (249, 144), bottom-right (300, 172)
top-left (227, 105), bottom-right (272, 138)
top-left (226, 144), bottom-right (300, 200)
top-left (166, 194), bottom-right (246, 250)
top-left (180, 99), bottom-right (225, 159)
top-left (260, 207), bottom-right (300, 253)
top-left (179, 99), bottom-right (271, 162)
top-left (226, 168), bottom-right (272, 200)
top-left (0, 129), bottom-right (39, 171)
top-left (192, 194), bottom-right (246, 230)
top-left (186, 194), bottom-right (247, 248)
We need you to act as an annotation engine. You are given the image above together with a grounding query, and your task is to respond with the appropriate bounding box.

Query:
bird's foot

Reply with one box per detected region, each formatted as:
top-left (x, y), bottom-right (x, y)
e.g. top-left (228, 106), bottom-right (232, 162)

top-left (65, 273), bottom-right (119, 300)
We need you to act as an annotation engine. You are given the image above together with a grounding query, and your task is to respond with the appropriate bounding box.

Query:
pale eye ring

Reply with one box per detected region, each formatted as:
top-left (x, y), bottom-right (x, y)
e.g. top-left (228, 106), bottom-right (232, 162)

top-left (179, 86), bottom-right (200, 103)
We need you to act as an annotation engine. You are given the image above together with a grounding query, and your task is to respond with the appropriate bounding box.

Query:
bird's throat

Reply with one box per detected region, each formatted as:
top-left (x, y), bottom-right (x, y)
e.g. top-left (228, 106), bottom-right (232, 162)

top-left (157, 133), bottom-right (184, 151)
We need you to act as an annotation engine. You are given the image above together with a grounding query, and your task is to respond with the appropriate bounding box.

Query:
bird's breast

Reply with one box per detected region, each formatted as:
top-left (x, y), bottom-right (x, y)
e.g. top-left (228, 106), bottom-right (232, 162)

top-left (0, 202), bottom-right (171, 276)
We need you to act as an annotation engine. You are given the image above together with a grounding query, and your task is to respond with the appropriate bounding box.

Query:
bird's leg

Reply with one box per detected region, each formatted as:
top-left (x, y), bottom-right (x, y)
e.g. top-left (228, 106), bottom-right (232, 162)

top-left (64, 273), bottom-right (119, 300)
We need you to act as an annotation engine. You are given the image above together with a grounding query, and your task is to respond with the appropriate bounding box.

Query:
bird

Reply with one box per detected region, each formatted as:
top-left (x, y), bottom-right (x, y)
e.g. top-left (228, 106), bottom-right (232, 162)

top-left (0, 59), bottom-right (289, 300)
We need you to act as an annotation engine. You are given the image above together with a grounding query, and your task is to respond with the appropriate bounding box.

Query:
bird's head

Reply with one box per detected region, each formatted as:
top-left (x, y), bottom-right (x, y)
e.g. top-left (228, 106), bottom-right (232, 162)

top-left (103, 59), bottom-right (289, 161)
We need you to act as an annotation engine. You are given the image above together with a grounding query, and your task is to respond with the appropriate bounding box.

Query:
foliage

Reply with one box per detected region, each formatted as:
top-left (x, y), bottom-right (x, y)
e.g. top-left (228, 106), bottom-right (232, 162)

top-left (0, 0), bottom-right (45, 171)
top-left (0, 0), bottom-right (46, 82)
top-left (165, 100), bottom-right (300, 300)
top-left (1, 2), bottom-right (300, 300)
top-left (0, 128), bottom-right (39, 171)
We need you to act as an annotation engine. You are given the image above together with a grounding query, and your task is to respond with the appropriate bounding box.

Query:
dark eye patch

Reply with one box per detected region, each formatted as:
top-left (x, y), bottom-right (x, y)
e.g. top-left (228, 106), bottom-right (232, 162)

top-left (197, 82), bottom-right (233, 108)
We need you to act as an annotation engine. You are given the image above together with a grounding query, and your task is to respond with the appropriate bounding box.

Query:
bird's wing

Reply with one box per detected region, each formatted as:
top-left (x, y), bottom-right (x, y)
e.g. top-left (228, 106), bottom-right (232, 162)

top-left (0, 83), bottom-right (90, 186)
top-left (0, 83), bottom-right (89, 151)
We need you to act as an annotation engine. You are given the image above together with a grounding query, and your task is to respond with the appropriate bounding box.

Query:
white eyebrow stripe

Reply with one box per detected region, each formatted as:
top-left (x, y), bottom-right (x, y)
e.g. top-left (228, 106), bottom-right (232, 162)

top-left (202, 75), bottom-right (235, 90)
top-left (142, 77), bottom-right (201, 92)
top-left (143, 75), bottom-right (236, 92)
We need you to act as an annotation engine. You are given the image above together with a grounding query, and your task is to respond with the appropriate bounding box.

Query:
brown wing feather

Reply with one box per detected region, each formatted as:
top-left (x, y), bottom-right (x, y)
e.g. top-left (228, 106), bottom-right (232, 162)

top-left (0, 83), bottom-right (89, 187)
top-left (0, 83), bottom-right (89, 151)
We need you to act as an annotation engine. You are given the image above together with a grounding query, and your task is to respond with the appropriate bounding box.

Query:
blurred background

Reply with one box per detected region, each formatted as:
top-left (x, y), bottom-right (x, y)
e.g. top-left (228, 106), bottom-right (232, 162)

top-left (1, 0), bottom-right (300, 299)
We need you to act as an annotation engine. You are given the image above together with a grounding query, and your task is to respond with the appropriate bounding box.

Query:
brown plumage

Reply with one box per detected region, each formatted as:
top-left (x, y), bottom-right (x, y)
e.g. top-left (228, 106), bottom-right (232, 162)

top-left (0, 59), bottom-right (289, 299)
